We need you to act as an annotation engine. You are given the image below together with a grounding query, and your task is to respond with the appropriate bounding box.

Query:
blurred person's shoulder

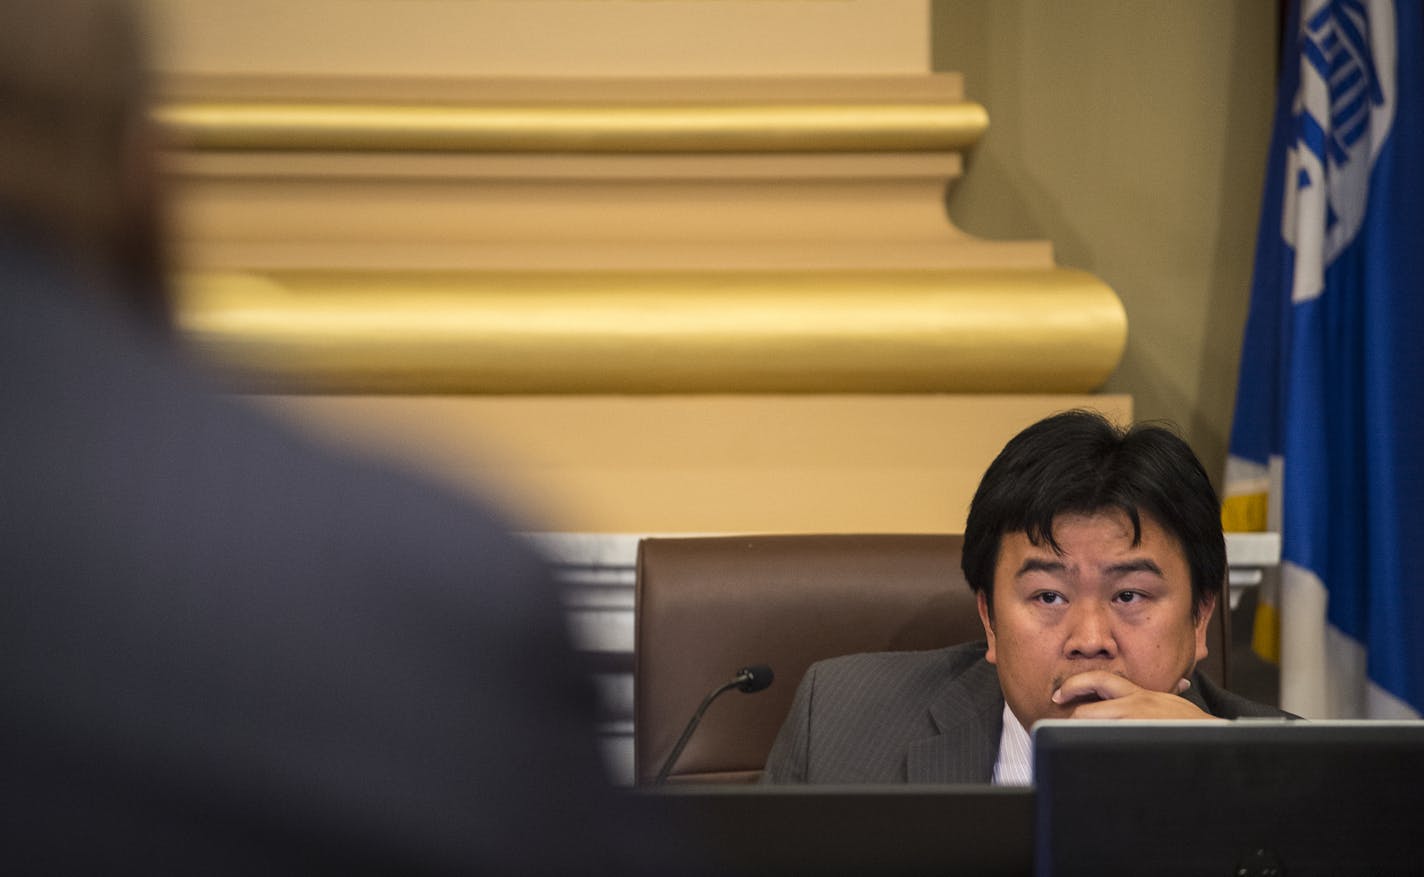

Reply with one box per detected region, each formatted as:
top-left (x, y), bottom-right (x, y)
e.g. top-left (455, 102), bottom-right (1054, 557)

top-left (0, 227), bottom-right (562, 661)
top-left (0, 234), bottom-right (684, 874)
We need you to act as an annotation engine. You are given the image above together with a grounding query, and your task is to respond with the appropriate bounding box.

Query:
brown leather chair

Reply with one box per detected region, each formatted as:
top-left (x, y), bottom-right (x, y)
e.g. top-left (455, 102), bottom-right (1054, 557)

top-left (633, 533), bottom-right (1229, 785)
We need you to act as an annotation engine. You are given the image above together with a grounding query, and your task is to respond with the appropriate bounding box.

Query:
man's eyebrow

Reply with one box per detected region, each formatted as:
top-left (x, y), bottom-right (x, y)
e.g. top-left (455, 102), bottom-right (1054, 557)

top-left (1105, 558), bottom-right (1165, 577)
top-left (1015, 558), bottom-right (1065, 577)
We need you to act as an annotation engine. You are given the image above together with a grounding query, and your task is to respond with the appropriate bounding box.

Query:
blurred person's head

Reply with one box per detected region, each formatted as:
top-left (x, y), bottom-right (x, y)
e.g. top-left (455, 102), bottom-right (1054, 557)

top-left (0, 0), bottom-right (170, 327)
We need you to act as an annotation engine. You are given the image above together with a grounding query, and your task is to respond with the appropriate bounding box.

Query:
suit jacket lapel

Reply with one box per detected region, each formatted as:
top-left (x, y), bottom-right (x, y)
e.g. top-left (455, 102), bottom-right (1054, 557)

top-left (905, 658), bottom-right (1003, 784)
top-left (1182, 675), bottom-right (1212, 714)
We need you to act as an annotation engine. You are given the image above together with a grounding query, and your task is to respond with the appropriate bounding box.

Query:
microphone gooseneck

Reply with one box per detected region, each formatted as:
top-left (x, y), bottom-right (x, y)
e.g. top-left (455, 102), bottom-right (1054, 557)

top-left (653, 664), bottom-right (774, 785)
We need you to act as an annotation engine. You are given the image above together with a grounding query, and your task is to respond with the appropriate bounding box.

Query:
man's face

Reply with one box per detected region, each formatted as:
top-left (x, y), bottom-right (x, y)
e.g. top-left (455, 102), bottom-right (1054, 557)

top-left (976, 509), bottom-right (1214, 730)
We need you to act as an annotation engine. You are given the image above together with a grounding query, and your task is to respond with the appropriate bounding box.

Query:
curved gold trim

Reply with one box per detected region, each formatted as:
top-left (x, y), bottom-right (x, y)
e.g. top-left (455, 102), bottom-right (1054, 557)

top-left (177, 269), bottom-right (1125, 394)
top-left (155, 102), bottom-right (989, 153)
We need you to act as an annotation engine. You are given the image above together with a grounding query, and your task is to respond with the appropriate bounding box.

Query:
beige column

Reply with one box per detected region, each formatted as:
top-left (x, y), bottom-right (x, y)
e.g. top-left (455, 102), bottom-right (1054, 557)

top-left (144, 0), bottom-right (1128, 534)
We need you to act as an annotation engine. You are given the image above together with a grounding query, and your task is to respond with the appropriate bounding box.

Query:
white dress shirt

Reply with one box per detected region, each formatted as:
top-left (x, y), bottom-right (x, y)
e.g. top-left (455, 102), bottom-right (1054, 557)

top-left (991, 704), bottom-right (1033, 786)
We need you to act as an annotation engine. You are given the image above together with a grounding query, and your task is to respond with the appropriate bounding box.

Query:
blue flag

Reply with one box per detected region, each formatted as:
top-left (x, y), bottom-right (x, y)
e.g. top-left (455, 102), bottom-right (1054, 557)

top-left (1225, 0), bottom-right (1424, 718)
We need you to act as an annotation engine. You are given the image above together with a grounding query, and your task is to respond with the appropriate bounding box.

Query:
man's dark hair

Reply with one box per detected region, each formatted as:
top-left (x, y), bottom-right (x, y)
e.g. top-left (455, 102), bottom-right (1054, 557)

top-left (961, 410), bottom-right (1224, 620)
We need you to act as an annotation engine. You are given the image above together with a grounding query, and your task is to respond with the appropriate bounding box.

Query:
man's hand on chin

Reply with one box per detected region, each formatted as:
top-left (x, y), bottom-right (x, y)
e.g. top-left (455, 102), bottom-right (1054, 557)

top-left (1050, 671), bottom-right (1224, 721)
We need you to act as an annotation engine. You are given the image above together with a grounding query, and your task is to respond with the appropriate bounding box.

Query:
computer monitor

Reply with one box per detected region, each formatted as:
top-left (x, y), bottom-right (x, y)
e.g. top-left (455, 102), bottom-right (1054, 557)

top-left (1033, 720), bottom-right (1424, 876)
top-left (628, 784), bottom-right (1033, 876)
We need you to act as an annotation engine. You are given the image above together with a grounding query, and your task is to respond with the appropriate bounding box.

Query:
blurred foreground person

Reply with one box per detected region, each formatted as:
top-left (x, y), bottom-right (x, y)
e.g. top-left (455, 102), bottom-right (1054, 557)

top-left (0, 2), bottom-right (674, 872)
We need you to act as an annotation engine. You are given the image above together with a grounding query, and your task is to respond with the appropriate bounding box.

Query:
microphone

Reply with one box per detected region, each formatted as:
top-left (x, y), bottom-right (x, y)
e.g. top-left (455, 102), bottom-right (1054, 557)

top-left (653, 664), bottom-right (774, 785)
top-left (734, 664), bottom-right (774, 693)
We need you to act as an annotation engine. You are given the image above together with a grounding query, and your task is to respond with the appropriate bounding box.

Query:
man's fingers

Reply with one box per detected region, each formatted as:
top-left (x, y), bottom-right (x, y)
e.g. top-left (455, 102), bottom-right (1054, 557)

top-left (1052, 672), bottom-right (1215, 720)
top-left (1051, 671), bottom-right (1140, 705)
top-left (1068, 690), bottom-right (1221, 721)
top-left (1052, 672), bottom-right (1195, 705)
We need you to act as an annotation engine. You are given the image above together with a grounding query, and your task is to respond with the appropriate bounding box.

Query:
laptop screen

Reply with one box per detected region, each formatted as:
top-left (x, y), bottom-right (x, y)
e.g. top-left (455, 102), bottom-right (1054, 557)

top-left (1033, 720), bottom-right (1424, 876)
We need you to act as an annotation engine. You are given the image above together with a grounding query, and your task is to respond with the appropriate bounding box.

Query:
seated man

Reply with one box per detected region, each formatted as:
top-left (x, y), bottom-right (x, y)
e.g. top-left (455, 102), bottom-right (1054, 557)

top-left (762, 410), bottom-right (1292, 785)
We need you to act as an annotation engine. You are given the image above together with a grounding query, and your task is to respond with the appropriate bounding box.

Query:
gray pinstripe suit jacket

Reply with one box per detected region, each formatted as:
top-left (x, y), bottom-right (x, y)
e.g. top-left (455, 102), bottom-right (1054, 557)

top-left (761, 641), bottom-right (1291, 784)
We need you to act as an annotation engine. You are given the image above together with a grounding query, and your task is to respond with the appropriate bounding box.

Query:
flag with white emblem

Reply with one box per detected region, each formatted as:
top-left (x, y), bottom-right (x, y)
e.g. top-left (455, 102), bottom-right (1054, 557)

top-left (1224, 0), bottom-right (1423, 718)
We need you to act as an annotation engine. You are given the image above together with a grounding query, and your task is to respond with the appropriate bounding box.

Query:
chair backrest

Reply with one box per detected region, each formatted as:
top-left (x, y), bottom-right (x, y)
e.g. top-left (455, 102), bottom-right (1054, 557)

top-left (634, 533), bottom-right (1229, 785)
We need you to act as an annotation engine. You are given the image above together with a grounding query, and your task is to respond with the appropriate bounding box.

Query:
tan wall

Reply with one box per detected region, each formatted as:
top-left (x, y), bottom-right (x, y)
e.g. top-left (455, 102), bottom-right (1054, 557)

top-left (263, 394), bottom-right (1131, 535)
top-left (144, 0), bottom-right (928, 77)
top-left (932, 0), bottom-right (1279, 482)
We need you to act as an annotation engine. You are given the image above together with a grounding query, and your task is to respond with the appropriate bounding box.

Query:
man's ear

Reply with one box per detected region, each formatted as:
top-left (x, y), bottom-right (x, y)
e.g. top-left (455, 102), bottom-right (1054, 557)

top-left (977, 590), bottom-right (998, 665)
top-left (1193, 591), bottom-right (1218, 664)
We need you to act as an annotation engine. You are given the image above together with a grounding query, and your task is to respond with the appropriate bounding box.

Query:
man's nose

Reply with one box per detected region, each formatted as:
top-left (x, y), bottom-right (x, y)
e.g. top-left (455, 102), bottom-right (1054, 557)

top-left (1064, 602), bottom-right (1117, 659)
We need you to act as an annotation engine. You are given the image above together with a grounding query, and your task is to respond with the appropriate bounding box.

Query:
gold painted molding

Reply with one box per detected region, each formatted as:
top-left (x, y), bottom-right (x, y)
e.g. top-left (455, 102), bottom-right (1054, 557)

top-left (154, 101), bottom-right (988, 153)
top-left (177, 269), bottom-right (1125, 394)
